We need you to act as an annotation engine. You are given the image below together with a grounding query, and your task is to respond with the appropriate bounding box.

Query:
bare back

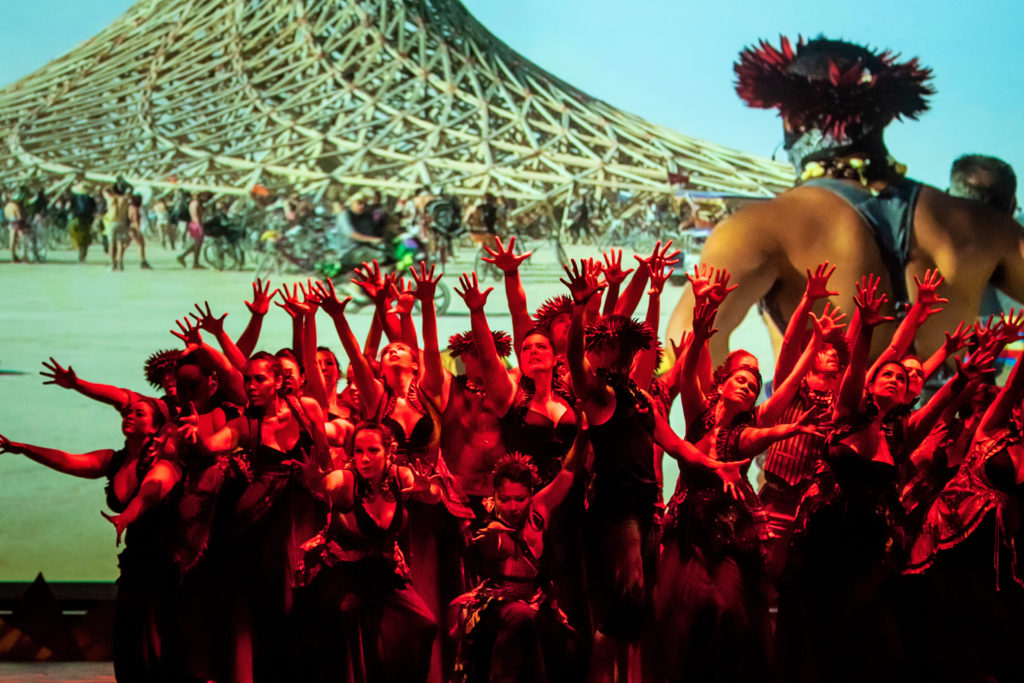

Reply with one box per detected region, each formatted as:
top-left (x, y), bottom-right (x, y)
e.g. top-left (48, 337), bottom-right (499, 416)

top-left (667, 179), bottom-right (1024, 364)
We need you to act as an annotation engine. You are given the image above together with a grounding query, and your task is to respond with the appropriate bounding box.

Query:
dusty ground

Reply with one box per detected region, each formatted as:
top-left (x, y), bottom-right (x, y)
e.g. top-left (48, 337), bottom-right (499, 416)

top-left (0, 238), bottom-right (772, 582)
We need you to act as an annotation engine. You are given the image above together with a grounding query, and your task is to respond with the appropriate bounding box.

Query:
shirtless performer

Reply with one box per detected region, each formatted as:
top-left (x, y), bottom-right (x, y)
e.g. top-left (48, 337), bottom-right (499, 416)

top-left (667, 37), bottom-right (1024, 365)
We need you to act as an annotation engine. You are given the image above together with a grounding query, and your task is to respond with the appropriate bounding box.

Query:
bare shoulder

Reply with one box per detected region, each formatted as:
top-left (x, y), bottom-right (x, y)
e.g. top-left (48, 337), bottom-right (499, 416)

top-left (916, 185), bottom-right (1023, 243)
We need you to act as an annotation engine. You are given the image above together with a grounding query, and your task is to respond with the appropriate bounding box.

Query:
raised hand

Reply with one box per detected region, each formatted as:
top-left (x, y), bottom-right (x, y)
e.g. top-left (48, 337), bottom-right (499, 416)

top-left (691, 300), bottom-right (719, 341)
top-left (853, 274), bottom-right (893, 328)
top-left (481, 235), bottom-right (531, 273)
top-left (245, 278), bottom-right (277, 315)
top-left (40, 357), bottom-right (78, 389)
top-left (409, 261), bottom-right (442, 303)
top-left (298, 278), bottom-right (324, 309)
top-left (941, 320), bottom-right (973, 356)
top-left (559, 258), bottom-right (605, 304)
top-left (351, 260), bottom-right (388, 305)
top-left (810, 302), bottom-right (847, 339)
top-left (954, 348), bottom-right (997, 382)
top-left (312, 279), bottom-right (352, 318)
top-left (636, 240), bottom-right (681, 275)
top-left (997, 308), bottom-right (1024, 344)
top-left (913, 269), bottom-right (949, 317)
top-left (275, 282), bottom-right (311, 319)
top-left (453, 272), bottom-right (493, 312)
top-left (601, 248), bottom-right (634, 287)
top-left (390, 277), bottom-right (417, 315)
top-left (171, 317), bottom-right (203, 348)
top-left (669, 332), bottom-right (692, 362)
top-left (708, 268), bottom-right (739, 306)
top-left (190, 301), bottom-right (228, 336)
top-left (805, 262), bottom-right (839, 300)
top-left (648, 262), bottom-right (672, 295)
top-left (687, 264), bottom-right (736, 306)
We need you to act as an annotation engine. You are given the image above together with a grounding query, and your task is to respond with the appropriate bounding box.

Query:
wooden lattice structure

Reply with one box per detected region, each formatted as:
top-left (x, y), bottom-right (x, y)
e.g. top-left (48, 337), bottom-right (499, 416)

top-left (0, 0), bottom-right (792, 211)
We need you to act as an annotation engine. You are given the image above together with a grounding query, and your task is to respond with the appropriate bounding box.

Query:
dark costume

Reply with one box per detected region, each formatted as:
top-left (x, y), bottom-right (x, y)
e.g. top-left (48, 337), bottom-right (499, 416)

top-left (106, 441), bottom-right (184, 683)
top-left (377, 385), bottom-right (474, 681)
top-left (774, 420), bottom-right (911, 683)
top-left (295, 466), bottom-right (438, 683)
top-left (585, 375), bottom-right (659, 642)
top-left (654, 414), bottom-right (770, 682)
top-left (902, 430), bottom-right (1024, 682)
top-left (450, 505), bottom-right (578, 683)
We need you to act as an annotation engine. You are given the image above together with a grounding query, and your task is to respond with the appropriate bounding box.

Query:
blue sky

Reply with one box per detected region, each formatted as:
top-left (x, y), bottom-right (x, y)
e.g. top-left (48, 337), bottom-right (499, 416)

top-left (1, 0), bottom-right (1021, 189)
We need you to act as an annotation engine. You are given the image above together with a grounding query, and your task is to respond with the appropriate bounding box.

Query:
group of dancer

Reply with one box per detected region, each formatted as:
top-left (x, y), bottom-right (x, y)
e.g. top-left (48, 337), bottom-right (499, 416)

top-left (3, 231), bottom-right (1024, 683)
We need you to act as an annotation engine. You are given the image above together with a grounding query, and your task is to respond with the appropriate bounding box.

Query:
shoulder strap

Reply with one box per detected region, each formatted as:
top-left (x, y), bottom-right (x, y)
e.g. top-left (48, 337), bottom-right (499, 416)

top-left (803, 177), bottom-right (920, 315)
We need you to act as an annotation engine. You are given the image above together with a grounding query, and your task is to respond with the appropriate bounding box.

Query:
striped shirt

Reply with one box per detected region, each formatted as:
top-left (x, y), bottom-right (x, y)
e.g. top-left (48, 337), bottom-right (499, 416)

top-left (763, 382), bottom-right (835, 487)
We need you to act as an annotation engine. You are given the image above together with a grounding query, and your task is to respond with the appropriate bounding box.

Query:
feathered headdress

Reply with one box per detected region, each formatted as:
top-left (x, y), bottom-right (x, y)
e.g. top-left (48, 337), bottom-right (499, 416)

top-left (533, 295), bottom-right (573, 332)
top-left (447, 329), bottom-right (513, 358)
top-left (735, 36), bottom-right (934, 140)
top-left (492, 451), bottom-right (540, 491)
top-left (584, 315), bottom-right (653, 357)
top-left (144, 349), bottom-right (182, 389)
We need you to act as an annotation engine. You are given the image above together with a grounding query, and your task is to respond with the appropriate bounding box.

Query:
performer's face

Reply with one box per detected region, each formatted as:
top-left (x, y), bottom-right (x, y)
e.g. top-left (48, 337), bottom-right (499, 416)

top-left (316, 350), bottom-right (340, 388)
top-left (278, 357), bottom-right (303, 395)
top-left (494, 479), bottom-right (531, 526)
top-left (381, 342), bottom-right (418, 374)
top-left (722, 369), bottom-right (760, 409)
top-left (521, 333), bottom-right (555, 375)
top-left (160, 371), bottom-right (177, 400)
top-left (814, 345), bottom-right (840, 374)
top-left (353, 429), bottom-right (389, 481)
top-left (175, 363), bottom-right (215, 405)
top-left (870, 362), bottom-right (908, 404)
top-left (244, 359), bottom-right (282, 407)
top-left (121, 400), bottom-right (158, 437)
top-left (902, 358), bottom-right (924, 398)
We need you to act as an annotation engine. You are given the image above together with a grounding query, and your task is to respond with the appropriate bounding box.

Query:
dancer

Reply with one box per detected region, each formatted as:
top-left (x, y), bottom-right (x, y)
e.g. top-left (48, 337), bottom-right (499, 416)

top-left (1, 398), bottom-right (180, 682)
top-left (450, 415), bottom-right (588, 683)
top-left (774, 275), bottom-right (912, 683)
top-left (179, 351), bottom-right (330, 682)
top-left (294, 421), bottom-right (443, 683)
top-left (454, 271), bottom-right (576, 487)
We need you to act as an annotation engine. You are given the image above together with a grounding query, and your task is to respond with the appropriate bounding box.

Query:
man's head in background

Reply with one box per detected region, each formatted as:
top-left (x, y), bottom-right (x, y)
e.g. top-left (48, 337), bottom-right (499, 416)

top-left (949, 154), bottom-right (1017, 215)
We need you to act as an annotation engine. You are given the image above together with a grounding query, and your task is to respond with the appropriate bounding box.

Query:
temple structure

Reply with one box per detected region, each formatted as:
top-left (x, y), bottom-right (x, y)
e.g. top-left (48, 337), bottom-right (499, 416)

top-left (0, 0), bottom-right (790, 214)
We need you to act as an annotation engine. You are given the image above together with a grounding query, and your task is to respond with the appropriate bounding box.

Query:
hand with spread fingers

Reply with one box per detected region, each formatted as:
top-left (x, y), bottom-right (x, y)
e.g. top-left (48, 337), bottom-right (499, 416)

top-left (482, 235), bottom-right (531, 273)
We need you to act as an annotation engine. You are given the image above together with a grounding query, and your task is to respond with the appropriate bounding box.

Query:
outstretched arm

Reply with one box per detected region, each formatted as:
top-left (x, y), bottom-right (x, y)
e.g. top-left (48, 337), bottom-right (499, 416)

top-left (921, 320), bottom-right (971, 381)
top-left (758, 311), bottom-right (830, 426)
top-left (391, 277), bottom-right (420, 356)
top-left (410, 262), bottom-right (448, 403)
top-left (454, 272), bottom-right (516, 415)
top-left (482, 236), bottom-right (533, 360)
top-left (562, 260), bottom-right (612, 420)
top-left (867, 269), bottom-right (947, 378)
top-left (679, 301), bottom-right (717, 423)
top-left (836, 275), bottom-right (894, 420)
top-left (190, 301), bottom-right (249, 372)
top-left (631, 256), bottom-right (672, 387)
top-left (315, 279), bottom-right (385, 413)
top-left (39, 358), bottom-right (139, 412)
top-left (601, 248), bottom-right (633, 316)
top-left (0, 434), bottom-right (112, 478)
top-left (102, 459), bottom-right (182, 545)
top-left (907, 350), bottom-right (995, 451)
top-left (237, 279), bottom-right (277, 359)
top-left (775, 262), bottom-right (839, 385)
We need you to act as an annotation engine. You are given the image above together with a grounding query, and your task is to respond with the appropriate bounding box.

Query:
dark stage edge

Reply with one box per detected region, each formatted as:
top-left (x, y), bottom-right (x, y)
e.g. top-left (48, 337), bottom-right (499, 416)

top-left (0, 662), bottom-right (114, 682)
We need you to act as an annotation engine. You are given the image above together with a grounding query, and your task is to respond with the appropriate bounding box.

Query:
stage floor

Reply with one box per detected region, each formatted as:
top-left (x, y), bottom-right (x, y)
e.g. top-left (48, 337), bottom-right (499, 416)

top-left (0, 663), bottom-right (113, 682)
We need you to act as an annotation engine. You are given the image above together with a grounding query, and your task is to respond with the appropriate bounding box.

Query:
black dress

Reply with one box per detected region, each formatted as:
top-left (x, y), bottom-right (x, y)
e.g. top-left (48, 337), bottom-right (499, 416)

top-left (653, 417), bottom-right (771, 683)
top-left (294, 466), bottom-right (438, 683)
top-left (774, 441), bottom-right (910, 683)
top-left (106, 441), bottom-right (184, 683)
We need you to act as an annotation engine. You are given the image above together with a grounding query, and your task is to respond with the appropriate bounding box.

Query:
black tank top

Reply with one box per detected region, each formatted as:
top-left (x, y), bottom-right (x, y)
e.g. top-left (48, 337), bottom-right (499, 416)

top-left (587, 379), bottom-right (658, 510)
